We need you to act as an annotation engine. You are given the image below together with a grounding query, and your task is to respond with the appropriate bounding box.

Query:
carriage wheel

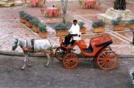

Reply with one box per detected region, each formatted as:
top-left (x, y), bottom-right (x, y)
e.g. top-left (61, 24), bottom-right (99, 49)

top-left (96, 48), bottom-right (118, 70)
top-left (63, 53), bottom-right (79, 69)
top-left (55, 47), bottom-right (65, 62)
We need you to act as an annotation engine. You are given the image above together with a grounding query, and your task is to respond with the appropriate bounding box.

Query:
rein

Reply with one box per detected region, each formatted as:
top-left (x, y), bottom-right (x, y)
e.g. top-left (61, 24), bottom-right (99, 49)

top-left (47, 39), bottom-right (55, 56)
top-left (21, 39), bottom-right (34, 52)
top-left (48, 39), bottom-right (53, 50)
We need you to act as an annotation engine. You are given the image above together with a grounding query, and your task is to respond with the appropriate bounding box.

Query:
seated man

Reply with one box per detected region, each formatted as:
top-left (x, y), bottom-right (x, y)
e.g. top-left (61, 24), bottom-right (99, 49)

top-left (64, 20), bottom-right (81, 46)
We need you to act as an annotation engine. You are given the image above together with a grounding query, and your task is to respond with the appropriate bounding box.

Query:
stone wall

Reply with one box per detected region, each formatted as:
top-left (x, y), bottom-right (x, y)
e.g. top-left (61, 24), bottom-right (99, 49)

top-left (0, 0), bottom-right (23, 7)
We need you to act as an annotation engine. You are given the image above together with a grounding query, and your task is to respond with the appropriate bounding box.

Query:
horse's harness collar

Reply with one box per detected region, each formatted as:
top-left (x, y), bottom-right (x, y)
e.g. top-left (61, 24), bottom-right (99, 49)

top-left (22, 39), bottom-right (34, 52)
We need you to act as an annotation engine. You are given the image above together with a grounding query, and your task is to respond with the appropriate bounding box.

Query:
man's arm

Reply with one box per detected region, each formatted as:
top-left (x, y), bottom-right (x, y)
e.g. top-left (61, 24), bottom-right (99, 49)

top-left (68, 25), bottom-right (73, 33)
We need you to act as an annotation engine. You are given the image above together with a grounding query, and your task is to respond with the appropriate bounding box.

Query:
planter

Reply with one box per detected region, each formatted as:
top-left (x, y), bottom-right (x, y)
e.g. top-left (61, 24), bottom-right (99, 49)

top-left (32, 25), bottom-right (40, 33)
top-left (38, 31), bottom-right (48, 38)
top-left (20, 18), bottom-right (27, 24)
top-left (113, 24), bottom-right (125, 31)
top-left (80, 27), bottom-right (87, 34)
top-left (92, 27), bottom-right (105, 33)
top-left (127, 24), bottom-right (134, 29)
top-left (25, 21), bottom-right (33, 28)
top-left (56, 30), bottom-right (68, 37)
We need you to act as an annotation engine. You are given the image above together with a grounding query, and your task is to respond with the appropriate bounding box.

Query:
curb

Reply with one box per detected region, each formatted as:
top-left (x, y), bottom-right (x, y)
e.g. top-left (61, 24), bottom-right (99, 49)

top-left (0, 50), bottom-right (133, 59)
top-left (0, 50), bottom-right (47, 57)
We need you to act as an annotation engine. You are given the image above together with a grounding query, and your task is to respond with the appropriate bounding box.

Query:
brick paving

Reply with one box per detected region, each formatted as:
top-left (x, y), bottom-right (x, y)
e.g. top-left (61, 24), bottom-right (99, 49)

top-left (0, 0), bottom-right (133, 56)
top-left (0, 8), bottom-right (40, 52)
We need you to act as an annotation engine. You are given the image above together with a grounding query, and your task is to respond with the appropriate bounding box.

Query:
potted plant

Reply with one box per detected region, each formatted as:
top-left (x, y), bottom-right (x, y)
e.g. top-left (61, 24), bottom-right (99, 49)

top-left (30, 17), bottom-right (40, 32)
top-left (78, 21), bottom-right (86, 34)
top-left (127, 19), bottom-right (134, 29)
top-left (111, 17), bottom-right (125, 31)
top-left (19, 11), bottom-right (27, 24)
top-left (25, 14), bottom-right (33, 28)
top-left (54, 23), bottom-right (68, 37)
top-left (92, 20), bottom-right (105, 33)
top-left (38, 23), bottom-right (48, 38)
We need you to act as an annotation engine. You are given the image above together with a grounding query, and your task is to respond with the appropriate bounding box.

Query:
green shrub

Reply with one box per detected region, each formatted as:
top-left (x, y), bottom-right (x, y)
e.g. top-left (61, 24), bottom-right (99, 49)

top-left (92, 20), bottom-right (105, 28)
top-left (128, 19), bottom-right (134, 24)
top-left (19, 11), bottom-right (29, 19)
top-left (111, 17), bottom-right (122, 25)
top-left (30, 17), bottom-right (40, 26)
top-left (26, 15), bottom-right (33, 22)
top-left (78, 21), bottom-right (85, 28)
top-left (19, 11), bottom-right (25, 18)
top-left (54, 23), bottom-right (67, 30)
top-left (38, 23), bottom-right (47, 32)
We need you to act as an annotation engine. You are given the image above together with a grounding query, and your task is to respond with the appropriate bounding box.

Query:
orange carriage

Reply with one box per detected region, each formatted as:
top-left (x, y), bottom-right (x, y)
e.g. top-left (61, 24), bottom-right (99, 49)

top-left (55, 34), bottom-right (118, 70)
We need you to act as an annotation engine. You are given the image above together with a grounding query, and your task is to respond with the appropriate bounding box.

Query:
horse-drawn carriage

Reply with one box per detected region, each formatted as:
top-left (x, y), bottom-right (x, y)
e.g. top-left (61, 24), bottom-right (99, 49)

top-left (55, 34), bottom-right (118, 70)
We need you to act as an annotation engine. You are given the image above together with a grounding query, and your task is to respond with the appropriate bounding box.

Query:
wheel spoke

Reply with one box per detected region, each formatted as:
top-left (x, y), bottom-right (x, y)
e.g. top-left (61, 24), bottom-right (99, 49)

top-left (97, 48), bottom-right (118, 70)
top-left (63, 53), bottom-right (79, 69)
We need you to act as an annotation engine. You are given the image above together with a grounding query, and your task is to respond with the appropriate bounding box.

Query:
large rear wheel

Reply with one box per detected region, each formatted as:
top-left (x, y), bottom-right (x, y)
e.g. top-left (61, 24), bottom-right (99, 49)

top-left (63, 53), bottom-right (79, 69)
top-left (96, 47), bottom-right (118, 70)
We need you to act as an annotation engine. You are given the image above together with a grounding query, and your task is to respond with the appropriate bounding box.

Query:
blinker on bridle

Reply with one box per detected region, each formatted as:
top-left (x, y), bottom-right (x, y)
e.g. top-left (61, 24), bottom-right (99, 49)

top-left (15, 39), bottom-right (18, 45)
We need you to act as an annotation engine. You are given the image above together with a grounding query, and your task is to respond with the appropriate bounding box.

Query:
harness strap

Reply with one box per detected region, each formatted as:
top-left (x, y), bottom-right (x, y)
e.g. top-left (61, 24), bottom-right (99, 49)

top-left (31, 39), bottom-right (34, 52)
top-left (48, 39), bottom-right (53, 50)
top-left (22, 39), bottom-right (34, 52)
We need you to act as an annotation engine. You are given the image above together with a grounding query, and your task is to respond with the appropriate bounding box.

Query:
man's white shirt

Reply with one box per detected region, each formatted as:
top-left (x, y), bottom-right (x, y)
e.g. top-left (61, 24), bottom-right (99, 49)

top-left (68, 24), bottom-right (81, 40)
top-left (69, 24), bottom-right (80, 35)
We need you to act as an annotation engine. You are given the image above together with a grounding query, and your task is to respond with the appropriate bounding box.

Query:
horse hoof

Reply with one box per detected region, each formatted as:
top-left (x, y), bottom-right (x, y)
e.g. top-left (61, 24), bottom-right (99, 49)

top-left (27, 64), bottom-right (32, 67)
top-left (44, 65), bottom-right (49, 67)
top-left (21, 67), bottom-right (25, 70)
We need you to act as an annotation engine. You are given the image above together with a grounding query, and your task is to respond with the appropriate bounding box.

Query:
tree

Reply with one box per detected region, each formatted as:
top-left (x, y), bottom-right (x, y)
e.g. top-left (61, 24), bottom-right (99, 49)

top-left (61, 0), bottom-right (68, 23)
top-left (114, 0), bottom-right (126, 10)
top-left (39, 0), bottom-right (46, 7)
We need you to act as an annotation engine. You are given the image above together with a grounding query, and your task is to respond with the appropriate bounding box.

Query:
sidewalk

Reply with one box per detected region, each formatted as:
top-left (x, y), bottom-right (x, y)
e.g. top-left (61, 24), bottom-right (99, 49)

top-left (0, 7), bottom-right (133, 56)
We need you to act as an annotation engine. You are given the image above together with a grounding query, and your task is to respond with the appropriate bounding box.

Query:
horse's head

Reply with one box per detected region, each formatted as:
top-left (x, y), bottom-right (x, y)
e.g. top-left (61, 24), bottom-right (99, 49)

top-left (12, 39), bottom-right (19, 51)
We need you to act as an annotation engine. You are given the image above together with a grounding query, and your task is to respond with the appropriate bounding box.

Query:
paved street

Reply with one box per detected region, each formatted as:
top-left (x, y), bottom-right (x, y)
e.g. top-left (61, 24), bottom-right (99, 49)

top-left (0, 55), bottom-right (133, 88)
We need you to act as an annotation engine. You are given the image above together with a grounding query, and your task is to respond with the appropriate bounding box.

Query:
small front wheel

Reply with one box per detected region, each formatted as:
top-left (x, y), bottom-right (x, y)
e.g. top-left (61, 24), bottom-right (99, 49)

top-left (55, 47), bottom-right (65, 62)
top-left (63, 53), bottom-right (79, 69)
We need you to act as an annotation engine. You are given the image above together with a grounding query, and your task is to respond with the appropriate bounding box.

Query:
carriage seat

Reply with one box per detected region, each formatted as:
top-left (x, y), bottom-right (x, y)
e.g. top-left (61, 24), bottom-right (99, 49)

top-left (83, 42), bottom-right (93, 53)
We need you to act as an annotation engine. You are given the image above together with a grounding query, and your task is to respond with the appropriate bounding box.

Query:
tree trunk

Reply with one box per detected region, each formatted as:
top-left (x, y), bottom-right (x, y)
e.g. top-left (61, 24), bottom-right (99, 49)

top-left (114, 0), bottom-right (126, 10)
top-left (61, 0), bottom-right (68, 24)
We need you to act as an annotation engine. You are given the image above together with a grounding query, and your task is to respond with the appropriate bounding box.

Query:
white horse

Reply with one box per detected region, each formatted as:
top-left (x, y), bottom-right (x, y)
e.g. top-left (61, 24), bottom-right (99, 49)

top-left (12, 38), bottom-right (59, 70)
top-left (129, 67), bottom-right (134, 85)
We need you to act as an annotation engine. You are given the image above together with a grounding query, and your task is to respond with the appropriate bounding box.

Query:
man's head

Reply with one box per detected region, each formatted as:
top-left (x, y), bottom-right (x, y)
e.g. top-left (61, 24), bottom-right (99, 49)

top-left (52, 5), bottom-right (55, 7)
top-left (73, 20), bottom-right (78, 25)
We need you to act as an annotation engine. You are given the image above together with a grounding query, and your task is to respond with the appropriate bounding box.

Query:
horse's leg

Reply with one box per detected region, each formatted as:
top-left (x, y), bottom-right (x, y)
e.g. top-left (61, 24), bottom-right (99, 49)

top-left (51, 57), bottom-right (54, 64)
top-left (45, 53), bottom-right (50, 67)
top-left (27, 53), bottom-right (32, 67)
top-left (21, 53), bottom-right (28, 70)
